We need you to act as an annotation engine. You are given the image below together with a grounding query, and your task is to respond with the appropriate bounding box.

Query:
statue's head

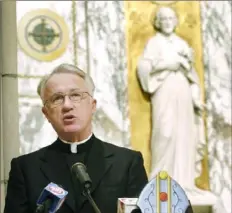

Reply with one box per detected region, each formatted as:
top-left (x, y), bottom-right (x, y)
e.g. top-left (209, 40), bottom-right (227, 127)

top-left (153, 7), bottom-right (178, 35)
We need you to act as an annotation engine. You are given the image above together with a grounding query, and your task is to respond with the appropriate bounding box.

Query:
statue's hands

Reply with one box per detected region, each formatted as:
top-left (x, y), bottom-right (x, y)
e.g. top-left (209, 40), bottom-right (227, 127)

top-left (169, 54), bottom-right (191, 72)
top-left (151, 57), bottom-right (180, 72)
top-left (168, 58), bottom-right (181, 71)
top-left (151, 50), bottom-right (192, 72)
top-left (178, 55), bottom-right (192, 71)
top-left (178, 48), bottom-right (194, 63)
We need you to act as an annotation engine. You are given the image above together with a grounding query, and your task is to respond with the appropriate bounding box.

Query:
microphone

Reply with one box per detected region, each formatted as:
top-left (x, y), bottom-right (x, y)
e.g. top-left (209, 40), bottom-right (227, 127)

top-left (71, 162), bottom-right (101, 213)
top-left (35, 182), bottom-right (68, 213)
top-left (71, 162), bottom-right (92, 192)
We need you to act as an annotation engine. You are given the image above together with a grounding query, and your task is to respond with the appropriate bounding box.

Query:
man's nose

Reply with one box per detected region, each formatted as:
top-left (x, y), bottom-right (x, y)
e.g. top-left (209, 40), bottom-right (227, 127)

top-left (62, 96), bottom-right (74, 110)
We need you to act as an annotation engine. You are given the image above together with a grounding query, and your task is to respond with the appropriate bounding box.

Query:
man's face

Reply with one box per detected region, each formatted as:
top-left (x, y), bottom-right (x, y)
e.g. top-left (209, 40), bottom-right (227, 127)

top-left (42, 73), bottom-right (96, 138)
top-left (158, 9), bottom-right (176, 35)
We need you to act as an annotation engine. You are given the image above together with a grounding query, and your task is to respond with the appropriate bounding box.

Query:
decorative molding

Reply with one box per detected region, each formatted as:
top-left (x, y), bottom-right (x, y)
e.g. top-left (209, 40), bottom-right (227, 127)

top-left (0, 179), bottom-right (8, 184)
top-left (1, 73), bottom-right (43, 79)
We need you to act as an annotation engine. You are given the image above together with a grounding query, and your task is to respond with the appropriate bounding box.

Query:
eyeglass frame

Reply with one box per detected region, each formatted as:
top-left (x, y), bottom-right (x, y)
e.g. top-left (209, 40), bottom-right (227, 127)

top-left (43, 90), bottom-right (92, 108)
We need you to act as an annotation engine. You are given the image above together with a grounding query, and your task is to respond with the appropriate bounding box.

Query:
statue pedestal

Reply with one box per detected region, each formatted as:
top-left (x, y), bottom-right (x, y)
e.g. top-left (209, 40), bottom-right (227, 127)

top-left (185, 189), bottom-right (227, 213)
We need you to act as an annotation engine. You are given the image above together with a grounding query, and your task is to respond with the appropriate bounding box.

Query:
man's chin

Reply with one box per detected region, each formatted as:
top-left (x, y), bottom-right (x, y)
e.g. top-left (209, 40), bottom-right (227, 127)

top-left (63, 125), bottom-right (81, 133)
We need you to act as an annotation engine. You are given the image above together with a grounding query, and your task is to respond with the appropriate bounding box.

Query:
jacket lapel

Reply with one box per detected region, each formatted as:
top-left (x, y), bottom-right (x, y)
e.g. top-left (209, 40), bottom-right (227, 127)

top-left (77, 136), bottom-right (114, 211)
top-left (39, 143), bottom-right (76, 212)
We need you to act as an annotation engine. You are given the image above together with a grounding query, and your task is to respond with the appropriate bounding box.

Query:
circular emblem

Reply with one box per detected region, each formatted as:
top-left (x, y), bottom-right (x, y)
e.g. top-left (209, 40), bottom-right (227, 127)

top-left (48, 185), bottom-right (65, 195)
top-left (18, 9), bottom-right (69, 61)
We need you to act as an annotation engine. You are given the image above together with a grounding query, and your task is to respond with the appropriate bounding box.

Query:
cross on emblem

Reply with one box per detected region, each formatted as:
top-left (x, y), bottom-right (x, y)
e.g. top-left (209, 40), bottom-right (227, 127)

top-left (28, 18), bottom-right (60, 53)
top-left (26, 15), bottom-right (62, 54)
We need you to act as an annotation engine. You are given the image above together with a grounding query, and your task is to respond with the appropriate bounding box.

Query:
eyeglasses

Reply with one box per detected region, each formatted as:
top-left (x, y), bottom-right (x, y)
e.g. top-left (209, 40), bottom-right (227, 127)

top-left (44, 90), bottom-right (92, 108)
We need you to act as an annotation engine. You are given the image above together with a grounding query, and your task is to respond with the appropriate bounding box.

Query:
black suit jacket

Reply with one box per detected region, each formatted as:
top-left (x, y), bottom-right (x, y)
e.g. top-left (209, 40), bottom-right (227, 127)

top-left (4, 136), bottom-right (148, 213)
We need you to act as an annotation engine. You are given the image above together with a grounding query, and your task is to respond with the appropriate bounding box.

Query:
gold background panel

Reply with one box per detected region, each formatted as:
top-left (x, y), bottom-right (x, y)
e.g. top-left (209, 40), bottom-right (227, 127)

top-left (125, 1), bottom-right (209, 189)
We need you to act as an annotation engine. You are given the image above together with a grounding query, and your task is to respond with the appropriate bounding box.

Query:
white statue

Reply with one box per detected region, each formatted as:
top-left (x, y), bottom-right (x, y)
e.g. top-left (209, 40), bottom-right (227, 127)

top-left (137, 6), bottom-right (205, 190)
top-left (137, 7), bottom-right (227, 212)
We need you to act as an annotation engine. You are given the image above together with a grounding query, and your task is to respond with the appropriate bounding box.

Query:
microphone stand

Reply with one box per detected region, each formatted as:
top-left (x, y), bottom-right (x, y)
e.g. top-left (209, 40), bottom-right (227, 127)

top-left (83, 189), bottom-right (101, 213)
top-left (71, 163), bottom-right (101, 213)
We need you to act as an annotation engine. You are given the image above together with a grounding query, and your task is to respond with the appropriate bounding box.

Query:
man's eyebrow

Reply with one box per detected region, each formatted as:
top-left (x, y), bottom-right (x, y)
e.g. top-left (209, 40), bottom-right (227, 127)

top-left (52, 88), bottom-right (81, 94)
top-left (51, 92), bottom-right (64, 95)
top-left (70, 88), bottom-right (81, 91)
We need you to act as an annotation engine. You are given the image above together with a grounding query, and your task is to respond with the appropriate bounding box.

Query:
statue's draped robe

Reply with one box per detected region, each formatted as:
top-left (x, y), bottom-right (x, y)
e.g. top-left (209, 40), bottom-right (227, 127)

top-left (137, 32), bottom-right (205, 189)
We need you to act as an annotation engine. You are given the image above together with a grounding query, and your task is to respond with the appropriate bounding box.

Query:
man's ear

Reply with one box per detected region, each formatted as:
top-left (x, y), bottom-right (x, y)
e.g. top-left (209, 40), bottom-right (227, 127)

top-left (92, 99), bottom-right (97, 114)
top-left (42, 106), bottom-right (50, 123)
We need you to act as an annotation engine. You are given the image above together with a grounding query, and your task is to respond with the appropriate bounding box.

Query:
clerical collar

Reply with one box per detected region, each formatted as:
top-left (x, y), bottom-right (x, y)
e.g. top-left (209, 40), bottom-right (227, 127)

top-left (55, 133), bottom-right (93, 154)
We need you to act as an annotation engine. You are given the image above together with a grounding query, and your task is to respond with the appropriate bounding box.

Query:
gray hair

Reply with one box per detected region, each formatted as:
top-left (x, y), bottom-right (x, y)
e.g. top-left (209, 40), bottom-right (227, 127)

top-left (153, 7), bottom-right (178, 31)
top-left (37, 63), bottom-right (95, 99)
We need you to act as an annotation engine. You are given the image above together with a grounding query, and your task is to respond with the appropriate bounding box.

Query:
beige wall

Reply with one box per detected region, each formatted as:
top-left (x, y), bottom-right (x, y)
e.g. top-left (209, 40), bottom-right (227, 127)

top-left (0, 1), bottom-right (19, 212)
top-left (0, 2), bottom-right (3, 211)
top-left (0, 2), bottom-right (4, 211)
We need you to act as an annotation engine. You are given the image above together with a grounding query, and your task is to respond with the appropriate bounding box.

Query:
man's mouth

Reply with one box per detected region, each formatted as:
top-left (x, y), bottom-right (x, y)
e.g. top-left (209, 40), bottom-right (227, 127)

top-left (63, 115), bottom-right (76, 122)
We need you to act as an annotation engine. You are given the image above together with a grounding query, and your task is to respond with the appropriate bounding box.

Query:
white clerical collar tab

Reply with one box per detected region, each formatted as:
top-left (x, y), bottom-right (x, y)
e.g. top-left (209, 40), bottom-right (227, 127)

top-left (59, 133), bottom-right (93, 154)
top-left (71, 143), bottom-right (78, 153)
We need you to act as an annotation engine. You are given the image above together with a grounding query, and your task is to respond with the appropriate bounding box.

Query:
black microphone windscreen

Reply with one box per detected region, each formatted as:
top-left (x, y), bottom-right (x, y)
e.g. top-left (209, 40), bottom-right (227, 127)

top-left (71, 162), bottom-right (92, 189)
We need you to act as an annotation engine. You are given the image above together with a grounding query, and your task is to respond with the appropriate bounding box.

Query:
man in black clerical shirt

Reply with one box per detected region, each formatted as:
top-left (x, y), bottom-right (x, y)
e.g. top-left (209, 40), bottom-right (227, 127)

top-left (4, 63), bottom-right (148, 213)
